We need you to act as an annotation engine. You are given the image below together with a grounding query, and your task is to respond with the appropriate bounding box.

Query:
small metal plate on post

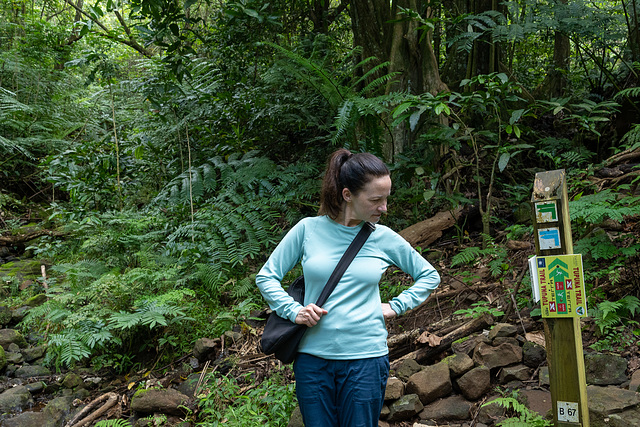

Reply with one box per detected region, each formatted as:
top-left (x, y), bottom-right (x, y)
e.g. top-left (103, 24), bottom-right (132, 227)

top-left (535, 200), bottom-right (558, 223)
top-left (538, 227), bottom-right (562, 250)
top-left (558, 401), bottom-right (580, 423)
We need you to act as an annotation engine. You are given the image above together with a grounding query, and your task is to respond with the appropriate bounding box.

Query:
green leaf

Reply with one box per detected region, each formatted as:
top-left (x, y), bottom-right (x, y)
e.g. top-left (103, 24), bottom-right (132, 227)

top-left (409, 110), bottom-right (422, 131)
top-left (498, 153), bottom-right (511, 172)
top-left (244, 8), bottom-right (260, 18)
top-left (392, 102), bottom-right (413, 119)
top-left (510, 109), bottom-right (525, 125)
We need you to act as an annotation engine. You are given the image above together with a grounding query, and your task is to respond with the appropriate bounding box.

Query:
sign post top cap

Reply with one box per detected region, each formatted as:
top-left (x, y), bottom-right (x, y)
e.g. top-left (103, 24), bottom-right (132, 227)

top-left (532, 169), bottom-right (566, 202)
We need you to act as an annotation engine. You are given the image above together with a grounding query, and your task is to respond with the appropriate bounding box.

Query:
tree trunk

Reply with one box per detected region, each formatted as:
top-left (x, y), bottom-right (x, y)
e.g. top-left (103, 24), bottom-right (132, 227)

top-left (535, 0), bottom-right (571, 98)
top-left (349, 0), bottom-right (448, 161)
top-left (471, 0), bottom-right (501, 76)
top-left (625, 0), bottom-right (640, 64)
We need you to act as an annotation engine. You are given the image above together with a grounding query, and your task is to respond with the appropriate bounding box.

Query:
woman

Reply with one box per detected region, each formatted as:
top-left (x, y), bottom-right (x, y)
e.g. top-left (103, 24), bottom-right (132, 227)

top-left (256, 149), bottom-right (440, 426)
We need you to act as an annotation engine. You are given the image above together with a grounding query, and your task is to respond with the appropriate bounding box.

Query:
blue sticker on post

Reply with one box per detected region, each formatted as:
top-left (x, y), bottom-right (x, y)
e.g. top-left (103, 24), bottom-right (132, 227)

top-left (538, 227), bottom-right (561, 250)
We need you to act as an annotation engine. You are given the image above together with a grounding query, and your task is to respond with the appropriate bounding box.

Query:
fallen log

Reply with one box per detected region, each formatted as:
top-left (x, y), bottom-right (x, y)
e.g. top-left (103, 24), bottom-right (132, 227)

top-left (0, 230), bottom-right (65, 246)
top-left (399, 207), bottom-right (463, 248)
top-left (390, 312), bottom-right (494, 369)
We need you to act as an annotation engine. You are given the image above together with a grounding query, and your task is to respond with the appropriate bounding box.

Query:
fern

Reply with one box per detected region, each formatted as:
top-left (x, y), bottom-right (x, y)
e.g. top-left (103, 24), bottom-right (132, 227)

top-left (94, 420), bottom-right (132, 427)
top-left (620, 124), bottom-right (640, 151)
top-left (48, 330), bottom-right (92, 368)
top-left (570, 190), bottom-right (640, 224)
top-left (232, 275), bottom-right (257, 299)
top-left (155, 152), bottom-right (315, 267)
top-left (109, 301), bottom-right (192, 331)
top-left (484, 397), bottom-right (552, 426)
top-left (451, 247), bottom-right (483, 267)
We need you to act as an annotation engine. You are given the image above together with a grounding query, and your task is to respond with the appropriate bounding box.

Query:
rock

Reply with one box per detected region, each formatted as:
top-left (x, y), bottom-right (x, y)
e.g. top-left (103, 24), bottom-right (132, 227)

top-left (407, 362), bottom-right (452, 405)
top-left (0, 260), bottom-right (41, 283)
top-left (2, 394), bottom-right (73, 427)
top-left (472, 342), bottom-right (522, 370)
top-left (447, 353), bottom-right (474, 378)
top-left (539, 366), bottom-right (550, 386)
top-left (25, 293), bottom-right (47, 307)
top-left (456, 366), bottom-right (491, 401)
top-left (0, 385), bottom-right (32, 413)
top-left (193, 337), bottom-right (220, 362)
top-left (387, 394), bottom-right (424, 422)
top-left (629, 369), bottom-right (640, 392)
top-left (498, 364), bottom-right (531, 383)
top-left (287, 406), bottom-right (304, 427)
top-left (451, 334), bottom-right (489, 356)
top-left (476, 395), bottom-right (507, 425)
top-left (380, 404), bottom-right (390, 420)
top-left (587, 385), bottom-right (640, 427)
top-left (21, 345), bottom-right (46, 362)
top-left (520, 389), bottom-right (552, 418)
top-left (25, 381), bottom-right (45, 394)
top-left (15, 364), bottom-right (51, 378)
top-left (0, 329), bottom-right (28, 349)
top-left (11, 306), bottom-right (30, 323)
top-left (6, 351), bottom-right (23, 364)
top-left (394, 358), bottom-right (423, 382)
top-left (585, 353), bottom-right (628, 386)
top-left (522, 341), bottom-right (546, 368)
top-left (0, 305), bottom-right (12, 326)
top-left (62, 372), bottom-right (83, 389)
top-left (223, 330), bottom-right (242, 346)
top-left (0, 345), bottom-right (6, 371)
top-left (177, 373), bottom-right (201, 398)
top-left (130, 388), bottom-right (190, 416)
top-left (492, 336), bottom-right (520, 347)
top-left (384, 377), bottom-right (404, 401)
top-left (488, 323), bottom-right (518, 340)
top-left (418, 394), bottom-right (473, 422)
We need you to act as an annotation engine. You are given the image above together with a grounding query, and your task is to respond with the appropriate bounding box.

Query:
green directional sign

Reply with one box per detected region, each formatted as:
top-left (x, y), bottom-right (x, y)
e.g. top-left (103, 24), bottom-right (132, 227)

top-left (536, 201), bottom-right (558, 223)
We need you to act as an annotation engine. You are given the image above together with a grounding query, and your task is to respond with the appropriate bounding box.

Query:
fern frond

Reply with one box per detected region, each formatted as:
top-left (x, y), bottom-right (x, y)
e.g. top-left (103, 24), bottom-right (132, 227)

top-left (451, 247), bottom-right (483, 267)
top-left (94, 419), bottom-right (132, 427)
top-left (615, 86), bottom-right (640, 100)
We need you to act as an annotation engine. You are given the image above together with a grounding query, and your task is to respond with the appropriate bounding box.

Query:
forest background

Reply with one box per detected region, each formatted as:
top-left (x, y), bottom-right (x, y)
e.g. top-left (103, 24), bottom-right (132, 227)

top-left (1, 0), bottom-right (640, 425)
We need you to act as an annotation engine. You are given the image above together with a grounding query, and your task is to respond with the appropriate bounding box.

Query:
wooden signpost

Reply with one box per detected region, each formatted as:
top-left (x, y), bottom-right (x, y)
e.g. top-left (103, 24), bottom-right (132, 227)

top-left (531, 169), bottom-right (589, 427)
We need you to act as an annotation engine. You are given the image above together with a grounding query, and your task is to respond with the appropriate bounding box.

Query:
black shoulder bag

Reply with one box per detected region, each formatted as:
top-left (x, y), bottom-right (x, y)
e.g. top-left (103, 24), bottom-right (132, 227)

top-left (260, 222), bottom-right (375, 364)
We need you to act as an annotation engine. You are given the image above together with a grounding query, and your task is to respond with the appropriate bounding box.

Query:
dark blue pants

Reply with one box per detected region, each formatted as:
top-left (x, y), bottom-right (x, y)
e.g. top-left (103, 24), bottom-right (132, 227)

top-left (293, 353), bottom-right (389, 427)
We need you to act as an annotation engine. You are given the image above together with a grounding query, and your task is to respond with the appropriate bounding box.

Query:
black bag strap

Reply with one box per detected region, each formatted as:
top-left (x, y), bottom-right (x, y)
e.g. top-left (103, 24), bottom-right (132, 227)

top-left (315, 221), bottom-right (375, 307)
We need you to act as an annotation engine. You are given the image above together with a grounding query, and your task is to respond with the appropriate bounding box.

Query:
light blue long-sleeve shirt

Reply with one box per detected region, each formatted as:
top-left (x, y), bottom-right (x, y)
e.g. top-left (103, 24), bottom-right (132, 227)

top-left (256, 215), bottom-right (440, 360)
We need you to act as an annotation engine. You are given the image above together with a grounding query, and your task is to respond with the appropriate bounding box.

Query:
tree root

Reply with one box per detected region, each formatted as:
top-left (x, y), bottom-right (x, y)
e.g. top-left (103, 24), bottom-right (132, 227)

top-left (65, 392), bottom-right (120, 427)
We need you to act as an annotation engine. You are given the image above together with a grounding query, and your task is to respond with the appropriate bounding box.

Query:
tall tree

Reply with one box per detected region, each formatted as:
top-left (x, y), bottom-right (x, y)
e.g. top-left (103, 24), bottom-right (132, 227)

top-left (349, 0), bottom-right (448, 161)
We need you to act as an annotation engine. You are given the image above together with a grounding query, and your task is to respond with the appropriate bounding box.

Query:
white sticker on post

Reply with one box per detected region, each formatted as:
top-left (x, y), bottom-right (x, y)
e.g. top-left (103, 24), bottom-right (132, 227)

top-left (557, 401), bottom-right (579, 422)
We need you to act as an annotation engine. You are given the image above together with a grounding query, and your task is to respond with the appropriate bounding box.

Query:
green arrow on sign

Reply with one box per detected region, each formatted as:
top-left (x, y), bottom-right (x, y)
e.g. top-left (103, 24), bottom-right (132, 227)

top-left (537, 202), bottom-right (557, 220)
top-left (548, 258), bottom-right (568, 270)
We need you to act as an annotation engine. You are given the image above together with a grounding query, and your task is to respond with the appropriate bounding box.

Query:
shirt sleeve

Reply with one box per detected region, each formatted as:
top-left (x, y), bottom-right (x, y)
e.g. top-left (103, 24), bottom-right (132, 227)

top-left (384, 230), bottom-right (441, 315)
top-left (255, 219), bottom-right (307, 323)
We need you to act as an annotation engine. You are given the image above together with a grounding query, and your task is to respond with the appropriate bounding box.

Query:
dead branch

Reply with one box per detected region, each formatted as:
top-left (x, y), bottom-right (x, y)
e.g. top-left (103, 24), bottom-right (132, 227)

top-left (0, 230), bottom-right (66, 247)
top-left (604, 147), bottom-right (640, 167)
top-left (65, 392), bottom-right (119, 427)
top-left (391, 312), bottom-right (495, 369)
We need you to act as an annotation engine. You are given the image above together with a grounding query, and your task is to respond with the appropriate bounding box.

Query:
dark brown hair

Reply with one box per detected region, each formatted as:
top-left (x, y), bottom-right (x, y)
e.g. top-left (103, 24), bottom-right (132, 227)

top-left (319, 149), bottom-right (390, 219)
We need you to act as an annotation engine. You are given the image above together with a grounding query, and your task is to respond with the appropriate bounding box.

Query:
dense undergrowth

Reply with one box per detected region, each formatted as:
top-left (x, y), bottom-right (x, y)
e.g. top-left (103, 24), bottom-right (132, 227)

top-left (2, 1), bottom-right (640, 424)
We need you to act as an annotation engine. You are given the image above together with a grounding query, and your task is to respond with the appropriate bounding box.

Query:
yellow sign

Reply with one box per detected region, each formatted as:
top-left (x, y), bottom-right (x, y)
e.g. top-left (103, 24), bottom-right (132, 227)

top-left (535, 254), bottom-right (587, 318)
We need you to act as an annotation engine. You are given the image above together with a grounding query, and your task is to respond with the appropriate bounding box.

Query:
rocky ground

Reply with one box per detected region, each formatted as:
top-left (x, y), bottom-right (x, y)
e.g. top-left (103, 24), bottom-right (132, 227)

top-left (1, 221), bottom-right (640, 426)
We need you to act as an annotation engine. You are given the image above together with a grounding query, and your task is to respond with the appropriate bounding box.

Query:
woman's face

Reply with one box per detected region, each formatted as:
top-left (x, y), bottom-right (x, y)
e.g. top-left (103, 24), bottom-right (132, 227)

top-left (342, 175), bottom-right (391, 225)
